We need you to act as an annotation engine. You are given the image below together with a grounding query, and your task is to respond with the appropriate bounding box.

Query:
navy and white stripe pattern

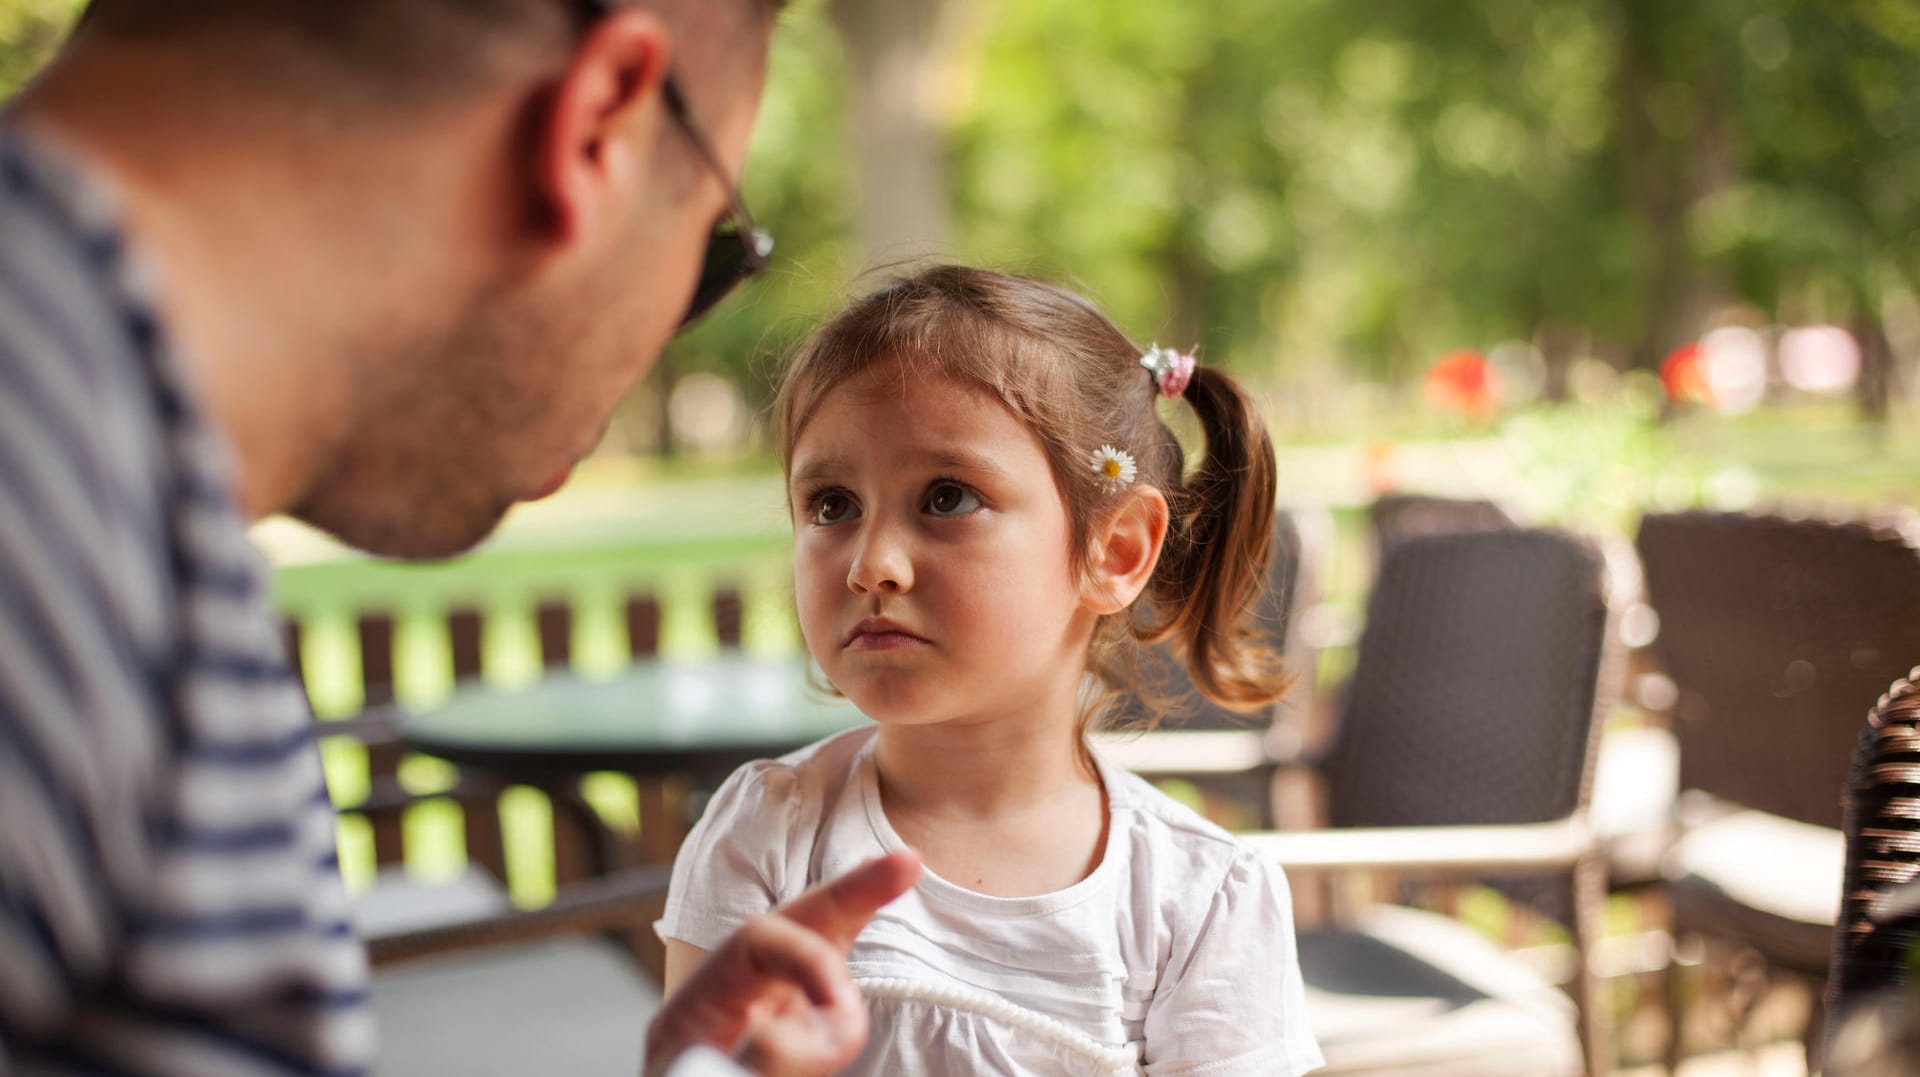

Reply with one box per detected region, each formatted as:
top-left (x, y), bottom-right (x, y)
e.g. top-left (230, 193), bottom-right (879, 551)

top-left (0, 124), bottom-right (372, 1075)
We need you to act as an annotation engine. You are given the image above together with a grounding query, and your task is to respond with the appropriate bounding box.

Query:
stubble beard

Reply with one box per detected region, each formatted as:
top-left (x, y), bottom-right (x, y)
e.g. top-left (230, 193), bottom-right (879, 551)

top-left (289, 288), bottom-right (559, 561)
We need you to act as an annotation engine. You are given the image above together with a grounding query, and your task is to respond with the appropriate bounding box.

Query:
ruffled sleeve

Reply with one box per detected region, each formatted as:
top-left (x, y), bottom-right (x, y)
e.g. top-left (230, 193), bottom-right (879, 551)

top-left (654, 759), bottom-right (803, 951)
top-left (1143, 849), bottom-right (1323, 1076)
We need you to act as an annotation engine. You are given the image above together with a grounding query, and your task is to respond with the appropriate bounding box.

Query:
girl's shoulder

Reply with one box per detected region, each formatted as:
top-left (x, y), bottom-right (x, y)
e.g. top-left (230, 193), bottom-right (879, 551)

top-left (775, 722), bottom-right (878, 772)
top-left (1100, 759), bottom-right (1285, 892)
top-left (699, 725), bottom-right (878, 838)
top-left (724, 724), bottom-right (878, 795)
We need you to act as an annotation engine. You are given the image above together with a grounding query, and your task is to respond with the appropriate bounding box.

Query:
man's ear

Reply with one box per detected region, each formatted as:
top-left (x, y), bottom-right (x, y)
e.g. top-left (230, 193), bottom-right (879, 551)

top-left (1083, 486), bottom-right (1170, 616)
top-left (533, 8), bottom-right (672, 246)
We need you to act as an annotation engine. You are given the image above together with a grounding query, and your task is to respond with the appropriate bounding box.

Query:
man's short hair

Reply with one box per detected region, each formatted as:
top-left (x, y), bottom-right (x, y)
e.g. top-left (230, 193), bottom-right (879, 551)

top-left (78, 0), bottom-right (775, 111)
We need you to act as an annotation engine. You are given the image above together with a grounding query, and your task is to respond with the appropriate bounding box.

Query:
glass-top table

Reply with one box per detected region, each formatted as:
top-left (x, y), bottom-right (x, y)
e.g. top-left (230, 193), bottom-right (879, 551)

top-left (401, 656), bottom-right (871, 782)
top-left (401, 657), bottom-right (871, 865)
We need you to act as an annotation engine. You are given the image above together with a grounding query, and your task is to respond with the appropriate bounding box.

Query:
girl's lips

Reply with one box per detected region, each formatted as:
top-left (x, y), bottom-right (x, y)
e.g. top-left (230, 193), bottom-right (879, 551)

top-left (845, 618), bottom-right (929, 651)
top-left (846, 630), bottom-right (930, 652)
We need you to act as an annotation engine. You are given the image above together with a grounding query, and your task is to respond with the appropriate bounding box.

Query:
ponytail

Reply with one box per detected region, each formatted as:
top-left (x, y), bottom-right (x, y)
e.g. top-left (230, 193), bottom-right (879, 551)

top-left (1141, 365), bottom-right (1289, 711)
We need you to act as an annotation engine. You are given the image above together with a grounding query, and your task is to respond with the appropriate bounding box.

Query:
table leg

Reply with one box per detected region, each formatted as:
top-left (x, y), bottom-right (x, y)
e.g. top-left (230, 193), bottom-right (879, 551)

top-left (636, 777), bottom-right (688, 866)
top-left (547, 784), bottom-right (602, 885)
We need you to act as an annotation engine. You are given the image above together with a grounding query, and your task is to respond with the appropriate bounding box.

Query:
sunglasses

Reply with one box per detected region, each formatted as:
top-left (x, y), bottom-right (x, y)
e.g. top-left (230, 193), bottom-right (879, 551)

top-left (575, 0), bottom-right (774, 329)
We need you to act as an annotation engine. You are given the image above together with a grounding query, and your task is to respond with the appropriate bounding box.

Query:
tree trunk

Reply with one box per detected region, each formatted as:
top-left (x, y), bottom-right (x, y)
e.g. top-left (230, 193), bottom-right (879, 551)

top-left (1853, 314), bottom-right (1894, 425)
top-left (827, 0), bottom-right (956, 268)
top-left (1536, 324), bottom-right (1584, 404)
top-left (1610, 0), bottom-right (1735, 371)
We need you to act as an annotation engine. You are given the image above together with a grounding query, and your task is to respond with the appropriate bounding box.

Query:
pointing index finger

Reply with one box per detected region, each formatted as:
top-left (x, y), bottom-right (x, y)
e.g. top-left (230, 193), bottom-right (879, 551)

top-left (776, 851), bottom-right (922, 951)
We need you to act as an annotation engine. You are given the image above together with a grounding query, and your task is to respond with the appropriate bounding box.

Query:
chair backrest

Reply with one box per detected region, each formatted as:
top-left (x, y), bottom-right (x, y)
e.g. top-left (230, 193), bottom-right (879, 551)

top-left (1368, 493), bottom-right (1516, 575)
top-left (1827, 667), bottom-right (1920, 1033)
top-left (1326, 527), bottom-right (1617, 829)
top-left (1637, 509), bottom-right (1920, 829)
top-left (1111, 508), bottom-right (1309, 730)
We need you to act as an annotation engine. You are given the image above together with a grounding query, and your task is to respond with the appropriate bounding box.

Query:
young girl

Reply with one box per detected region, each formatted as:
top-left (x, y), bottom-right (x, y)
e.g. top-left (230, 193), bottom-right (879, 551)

top-left (657, 266), bottom-right (1322, 1076)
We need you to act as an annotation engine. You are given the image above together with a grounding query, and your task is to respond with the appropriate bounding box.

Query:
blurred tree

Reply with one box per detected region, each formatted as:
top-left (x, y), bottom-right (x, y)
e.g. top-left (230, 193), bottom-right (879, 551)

top-left (946, 0), bottom-right (1646, 388)
top-left (0, 0), bottom-right (80, 95)
top-left (943, 0), bottom-right (1920, 420)
top-left (8, 0), bottom-right (1917, 428)
top-left (1694, 0), bottom-right (1920, 420)
top-left (631, 7), bottom-right (863, 452)
top-left (826, 0), bottom-right (956, 264)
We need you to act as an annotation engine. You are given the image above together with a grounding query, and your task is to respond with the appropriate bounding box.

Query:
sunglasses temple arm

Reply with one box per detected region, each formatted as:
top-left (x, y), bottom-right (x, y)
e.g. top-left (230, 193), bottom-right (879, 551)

top-left (660, 76), bottom-right (761, 233)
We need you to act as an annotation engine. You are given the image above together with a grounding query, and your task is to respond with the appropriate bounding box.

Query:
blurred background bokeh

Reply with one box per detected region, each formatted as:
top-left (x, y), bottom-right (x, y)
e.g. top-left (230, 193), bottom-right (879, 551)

top-left (8, 4), bottom-right (1920, 1068)
top-left (8, 0), bottom-right (1920, 503)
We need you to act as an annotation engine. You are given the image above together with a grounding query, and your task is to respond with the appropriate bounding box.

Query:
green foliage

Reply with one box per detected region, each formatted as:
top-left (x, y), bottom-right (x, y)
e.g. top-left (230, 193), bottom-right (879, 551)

top-left (938, 0), bottom-right (1920, 385)
top-left (8, 0), bottom-right (1916, 410)
top-left (0, 0), bottom-right (80, 96)
top-left (1500, 393), bottom-right (1699, 533)
top-left (664, 9), bottom-right (859, 409)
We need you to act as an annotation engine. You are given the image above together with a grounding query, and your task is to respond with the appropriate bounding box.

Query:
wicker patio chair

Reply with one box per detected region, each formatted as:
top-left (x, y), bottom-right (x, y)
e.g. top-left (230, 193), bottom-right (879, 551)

top-left (1367, 494), bottom-right (1671, 923)
top-left (1096, 507), bottom-right (1331, 826)
top-left (1244, 526), bottom-right (1625, 1076)
top-left (1823, 667), bottom-right (1920, 1069)
top-left (1635, 508), bottom-right (1920, 1067)
top-left (1368, 492), bottom-right (1517, 571)
top-left (288, 600), bottom-right (682, 1077)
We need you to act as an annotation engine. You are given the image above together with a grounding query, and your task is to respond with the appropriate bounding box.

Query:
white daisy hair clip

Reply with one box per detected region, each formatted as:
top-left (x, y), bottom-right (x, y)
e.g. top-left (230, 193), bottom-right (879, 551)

top-left (1140, 343), bottom-right (1197, 399)
top-left (1090, 444), bottom-right (1138, 492)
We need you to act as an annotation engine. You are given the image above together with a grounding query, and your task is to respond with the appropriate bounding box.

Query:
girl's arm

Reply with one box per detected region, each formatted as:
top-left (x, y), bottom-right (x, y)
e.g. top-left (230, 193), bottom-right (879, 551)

top-left (663, 939), bottom-right (711, 995)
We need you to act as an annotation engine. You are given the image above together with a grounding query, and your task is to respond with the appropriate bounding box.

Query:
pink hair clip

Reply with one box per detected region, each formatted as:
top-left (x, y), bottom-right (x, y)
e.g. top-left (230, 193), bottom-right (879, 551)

top-left (1140, 343), bottom-right (1196, 399)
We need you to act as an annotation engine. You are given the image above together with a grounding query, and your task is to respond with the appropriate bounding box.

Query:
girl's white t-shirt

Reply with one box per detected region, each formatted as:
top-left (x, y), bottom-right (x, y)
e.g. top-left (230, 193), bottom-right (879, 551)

top-left (656, 727), bottom-right (1323, 1076)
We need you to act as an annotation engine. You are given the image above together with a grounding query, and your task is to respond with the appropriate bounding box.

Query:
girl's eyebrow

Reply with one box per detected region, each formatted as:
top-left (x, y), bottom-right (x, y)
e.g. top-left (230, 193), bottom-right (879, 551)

top-left (789, 457), bottom-right (842, 489)
top-left (789, 447), bottom-right (1007, 489)
top-left (915, 448), bottom-right (1007, 478)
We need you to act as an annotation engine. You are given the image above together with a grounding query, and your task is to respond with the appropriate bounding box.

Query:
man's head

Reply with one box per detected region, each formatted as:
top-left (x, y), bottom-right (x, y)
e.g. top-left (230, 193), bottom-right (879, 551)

top-left (65, 0), bottom-right (777, 557)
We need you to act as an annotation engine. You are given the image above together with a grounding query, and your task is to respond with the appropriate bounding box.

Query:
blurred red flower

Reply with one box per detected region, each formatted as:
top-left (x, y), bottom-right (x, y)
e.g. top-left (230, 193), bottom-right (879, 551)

top-left (1424, 349), bottom-right (1497, 415)
top-left (1659, 343), bottom-right (1711, 404)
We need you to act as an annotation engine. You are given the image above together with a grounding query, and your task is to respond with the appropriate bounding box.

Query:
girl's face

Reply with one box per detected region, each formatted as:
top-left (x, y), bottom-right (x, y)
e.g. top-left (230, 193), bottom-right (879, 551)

top-left (788, 361), bottom-right (1100, 728)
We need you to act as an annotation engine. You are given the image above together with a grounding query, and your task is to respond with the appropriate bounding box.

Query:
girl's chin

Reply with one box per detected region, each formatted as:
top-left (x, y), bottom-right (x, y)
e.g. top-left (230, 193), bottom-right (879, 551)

top-left (838, 683), bottom-right (943, 727)
top-left (849, 700), bottom-right (931, 726)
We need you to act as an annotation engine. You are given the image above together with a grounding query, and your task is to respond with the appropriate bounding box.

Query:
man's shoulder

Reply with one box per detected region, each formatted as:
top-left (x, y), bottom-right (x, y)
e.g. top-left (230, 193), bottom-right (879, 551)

top-left (0, 122), bottom-right (126, 299)
top-left (0, 121), bottom-right (164, 450)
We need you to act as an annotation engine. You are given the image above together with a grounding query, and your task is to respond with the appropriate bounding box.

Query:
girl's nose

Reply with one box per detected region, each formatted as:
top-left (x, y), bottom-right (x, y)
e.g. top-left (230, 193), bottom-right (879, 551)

top-left (848, 522), bottom-right (913, 595)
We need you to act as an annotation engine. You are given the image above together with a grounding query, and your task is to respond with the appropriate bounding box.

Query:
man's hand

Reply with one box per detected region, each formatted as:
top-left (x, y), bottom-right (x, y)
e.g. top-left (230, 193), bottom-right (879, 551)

top-left (644, 852), bottom-right (922, 1077)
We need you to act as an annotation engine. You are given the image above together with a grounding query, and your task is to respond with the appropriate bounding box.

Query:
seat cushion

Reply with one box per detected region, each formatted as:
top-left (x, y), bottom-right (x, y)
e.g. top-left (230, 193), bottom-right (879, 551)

top-left (1667, 808), bottom-right (1842, 972)
top-left (1593, 724), bottom-right (1679, 888)
top-left (351, 867), bottom-right (513, 937)
top-left (356, 869), bottom-right (661, 1076)
top-left (1301, 905), bottom-right (1581, 1077)
top-left (372, 938), bottom-right (662, 1077)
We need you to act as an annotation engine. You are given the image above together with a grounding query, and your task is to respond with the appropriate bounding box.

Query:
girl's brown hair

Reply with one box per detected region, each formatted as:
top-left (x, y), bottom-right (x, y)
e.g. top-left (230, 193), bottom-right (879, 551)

top-left (775, 265), bottom-right (1288, 727)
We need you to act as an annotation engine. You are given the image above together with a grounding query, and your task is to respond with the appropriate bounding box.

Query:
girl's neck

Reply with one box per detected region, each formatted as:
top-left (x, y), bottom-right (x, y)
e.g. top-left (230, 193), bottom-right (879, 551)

top-left (871, 703), bottom-right (1110, 898)
top-left (873, 714), bottom-right (1098, 821)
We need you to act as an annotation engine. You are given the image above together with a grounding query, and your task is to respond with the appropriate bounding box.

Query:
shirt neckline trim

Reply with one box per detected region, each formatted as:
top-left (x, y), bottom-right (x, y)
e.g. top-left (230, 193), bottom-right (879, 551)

top-left (855, 733), bottom-right (1128, 916)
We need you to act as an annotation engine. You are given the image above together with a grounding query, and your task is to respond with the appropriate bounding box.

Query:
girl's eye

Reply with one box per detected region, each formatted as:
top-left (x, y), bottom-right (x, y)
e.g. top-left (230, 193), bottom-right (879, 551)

top-left (810, 491), bottom-right (858, 525)
top-left (924, 481), bottom-right (981, 517)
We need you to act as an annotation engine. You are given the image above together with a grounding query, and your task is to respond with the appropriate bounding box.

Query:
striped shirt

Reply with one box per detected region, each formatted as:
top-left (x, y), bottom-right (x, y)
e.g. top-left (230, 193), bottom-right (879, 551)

top-left (0, 124), bottom-right (372, 1074)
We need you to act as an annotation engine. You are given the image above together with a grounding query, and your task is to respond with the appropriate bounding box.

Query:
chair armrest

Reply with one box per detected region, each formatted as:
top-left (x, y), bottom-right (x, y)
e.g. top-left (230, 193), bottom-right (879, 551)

top-left (1092, 727), bottom-right (1329, 776)
top-left (365, 865), bottom-right (674, 967)
top-left (1241, 816), bottom-right (1597, 878)
top-left (339, 772), bottom-right (505, 818)
top-left (1093, 730), bottom-right (1272, 775)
